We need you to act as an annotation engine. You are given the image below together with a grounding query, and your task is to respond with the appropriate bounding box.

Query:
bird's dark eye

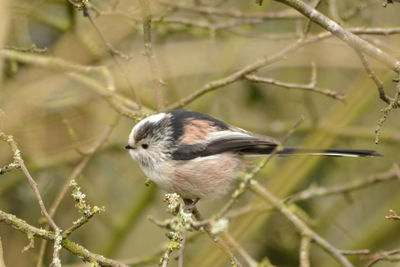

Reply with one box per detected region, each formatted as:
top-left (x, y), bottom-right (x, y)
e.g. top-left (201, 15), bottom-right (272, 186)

top-left (141, 144), bottom-right (149, 149)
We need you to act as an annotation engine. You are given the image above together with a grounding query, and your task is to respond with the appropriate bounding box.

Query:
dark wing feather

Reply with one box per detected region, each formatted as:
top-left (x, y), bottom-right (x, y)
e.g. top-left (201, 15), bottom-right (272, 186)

top-left (171, 133), bottom-right (279, 160)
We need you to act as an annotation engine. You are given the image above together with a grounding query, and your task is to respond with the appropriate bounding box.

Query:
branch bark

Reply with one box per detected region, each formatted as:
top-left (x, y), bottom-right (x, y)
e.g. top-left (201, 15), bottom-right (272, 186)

top-left (274, 0), bottom-right (400, 72)
top-left (0, 209), bottom-right (128, 267)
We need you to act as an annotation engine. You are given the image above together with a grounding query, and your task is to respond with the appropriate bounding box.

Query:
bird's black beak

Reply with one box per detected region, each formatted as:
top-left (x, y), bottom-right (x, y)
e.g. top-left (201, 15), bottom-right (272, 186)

top-left (125, 144), bottom-right (134, 150)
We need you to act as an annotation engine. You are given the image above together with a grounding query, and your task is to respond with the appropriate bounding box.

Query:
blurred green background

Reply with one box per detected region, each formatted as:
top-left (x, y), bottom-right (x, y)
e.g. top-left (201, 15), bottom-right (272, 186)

top-left (0, 0), bottom-right (399, 266)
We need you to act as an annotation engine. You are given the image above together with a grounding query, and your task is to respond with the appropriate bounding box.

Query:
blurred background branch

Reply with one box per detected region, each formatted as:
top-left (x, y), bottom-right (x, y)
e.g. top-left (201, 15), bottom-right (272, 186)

top-left (0, 0), bottom-right (399, 266)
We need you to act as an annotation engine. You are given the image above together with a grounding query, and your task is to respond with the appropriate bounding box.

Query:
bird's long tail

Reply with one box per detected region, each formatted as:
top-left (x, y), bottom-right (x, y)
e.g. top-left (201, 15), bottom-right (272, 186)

top-left (276, 147), bottom-right (381, 157)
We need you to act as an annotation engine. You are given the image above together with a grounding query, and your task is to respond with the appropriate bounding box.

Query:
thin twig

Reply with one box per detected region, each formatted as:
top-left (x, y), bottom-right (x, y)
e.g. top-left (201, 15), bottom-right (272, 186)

top-left (178, 231), bottom-right (186, 267)
top-left (167, 27), bottom-right (400, 109)
top-left (366, 248), bottom-right (400, 266)
top-left (274, 0), bottom-right (400, 72)
top-left (214, 237), bottom-right (243, 267)
top-left (191, 207), bottom-right (243, 267)
top-left (251, 182), bottom-right (354, 267)
top-left (0, 49), bottom-right (149, 118)
top-left (198, 117), bottom-right (304, 226)
top-left (0, 132), bottom-right (23, 174)
top-left (224, 232), bottom-right (259, 267)
top-left (303, 0), bottom-right (322, 38)
top-left (102, 185), bottom-right (157, 257)
top-left (340, 0), bottom-right (376, 21)
top-left (157, 0), bottom-right (302, 20)
top-left (0, 49), bottom-right (115, 90)
top-left (328, 0), bottom-right (344, 25)
top-left (0, 237), bottom-right (6, 267)
top-left (139, 0), bottom-right (166, 111)
top-left (20, 157), bottom-right (61, 264)
top-left (167, 39), bottom-right (304, 109)
top-left (285, 164), bottom-right (400, 203)
top-left (340, 249), bottom-right (370, 255)
top-left (160, 248), bottom-right (172, 267)
top-left (226, 204), bottom-right (274, 219)
top-left (0, 209), bottom-right (128, 267)
top-left (299, 235), bottom-right (311, 267)
top-left (82, 6), bottom-right (131, 60)
top-left (81, 6), bottom-right (142, 109)
top-left (386, 209), bottom-right (400, 221)
top-left (245, 74), bottom-right (345, 101)
top-left (225, 164), bottom-right (399, 221)
top-left (122, 233), bottom-right (201, 266)
top-left (186, 117), bottom-right (304, 267)
top-left (36, 116), bottom-right (120, 267)
top-left (356, 52), bottom-right (394, 105)
top-left (63, 179), bottom-right (105, 237)
top-left (375, 79), bottom-right (400, 144)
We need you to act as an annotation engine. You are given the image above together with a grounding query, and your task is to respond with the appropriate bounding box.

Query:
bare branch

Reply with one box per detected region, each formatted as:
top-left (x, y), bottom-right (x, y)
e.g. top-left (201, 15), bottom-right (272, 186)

top-left (0, 132), bottom-right (62, 264)
top-left (178, 231), bottom-right (186, 267)
top-left (340, 0), bottom-right (376, 21)
top-left (80, 5), bottom-right (142, 108)
top-left (224, 232), bottom-right (259, 267)
top-left (168, 27), bottom-right (400, 109)
top-left (356, 52), bottom-right (394, 105)
top-left (0, 49), bottom-right (150, 119)
top-left (0, 132), bottom-right (59, 231)
top-left (327, 0), bottom-right (343, 25)
top-left (139, 0), bottom-right (166, 111)
top-left (339, 249), bottom-right (370, 255)
top-left (386, 209), bottom-right (400, 221)
top-left (366, 248), bottom-right (400, 266)
top-left (197, 117), bottom-right (304, 226)
top-left (274, 0), bottom-right (400, 72)
top-left (303, 0), bottom-right (322, 38)
top-left (0, 209), bottom-right (128, 267)
top-left (285, 164), bottom-right (400, 203)
top-left (0, 132), bottom-right (23, 174)
top-left (245, 74), bottom-right (345, 101)
top-left (0, 237), bottom-right (6, 267)
top-left (158, 0), bottom-right (302, 20)
top-left (299, 235), bottom-right (311, 267)
top-left (375, 79), bottom-right (400, 144)
top-left (251, 182), bottom-right (354, 267)
top-left (63, 179), bottom-right (105, 237)
top-left (36, 116), bottom-right (120, 267)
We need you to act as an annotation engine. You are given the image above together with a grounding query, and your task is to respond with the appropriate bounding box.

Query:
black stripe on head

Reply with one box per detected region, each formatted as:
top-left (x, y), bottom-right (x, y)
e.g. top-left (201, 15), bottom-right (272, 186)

top-left (167, 110), bottom-right (229, 141)
top-left (134, 114), bottom-right (172, 143)
top-left (134, 122), bottom-right (153, 143)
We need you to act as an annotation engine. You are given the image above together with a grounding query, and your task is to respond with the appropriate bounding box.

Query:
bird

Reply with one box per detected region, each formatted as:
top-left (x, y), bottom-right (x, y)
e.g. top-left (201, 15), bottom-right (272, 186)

top-left (125, 110), bottom-right (380, 200)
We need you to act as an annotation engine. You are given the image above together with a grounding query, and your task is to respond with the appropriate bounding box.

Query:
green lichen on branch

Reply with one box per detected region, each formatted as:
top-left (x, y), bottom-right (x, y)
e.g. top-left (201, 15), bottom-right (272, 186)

top-left (0, 208), bottom-right (128, 267)
top-left (150, 194), bottom-right (200, 266)
top-left (0, 132), bottom-right (23, 174)
top-left (51, 229), bottom-right (63, 267)
top-left (375, 78), bottom-right (400, 144)
top-left (70, 179), bottom-right (91, 216)
top-left (22, 232), bottom-right (35, 253)
top-left (150, 194), bottom-right (198, 232)
top-left (65, 179), bottom-right (105, 236)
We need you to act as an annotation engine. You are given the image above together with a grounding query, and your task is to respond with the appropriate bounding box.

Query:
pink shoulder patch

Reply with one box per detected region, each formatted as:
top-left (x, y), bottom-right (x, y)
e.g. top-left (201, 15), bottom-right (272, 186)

top-left (181, 119), bottom-right (212, 144)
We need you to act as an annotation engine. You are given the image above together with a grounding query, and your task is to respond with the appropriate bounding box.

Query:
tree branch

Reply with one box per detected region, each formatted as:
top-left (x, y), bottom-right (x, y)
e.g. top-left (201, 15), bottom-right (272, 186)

top-left (139, 0), bottom-right (166, 111)
top-left (0, 209), bottom-right (128, 267)
top-left (245, 74), bottom-right (345, 101)
top-left (167, 27), bottom-right (400, 109)
top-left (274, 0), bottom-right (400, 72)
top-left (285, 164), bottom-right (400, 203)
top-left (251, 182), bottom-right (354, 267)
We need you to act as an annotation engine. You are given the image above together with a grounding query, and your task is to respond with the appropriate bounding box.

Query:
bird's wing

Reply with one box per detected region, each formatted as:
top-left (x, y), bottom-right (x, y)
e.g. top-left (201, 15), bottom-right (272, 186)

top-left (171, 130), bottom-right (280, 160)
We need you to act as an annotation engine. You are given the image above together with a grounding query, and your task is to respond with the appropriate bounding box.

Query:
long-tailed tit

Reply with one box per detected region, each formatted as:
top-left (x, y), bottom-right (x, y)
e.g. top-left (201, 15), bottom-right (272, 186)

top-left (125, 110), bottom-right (380, 200)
